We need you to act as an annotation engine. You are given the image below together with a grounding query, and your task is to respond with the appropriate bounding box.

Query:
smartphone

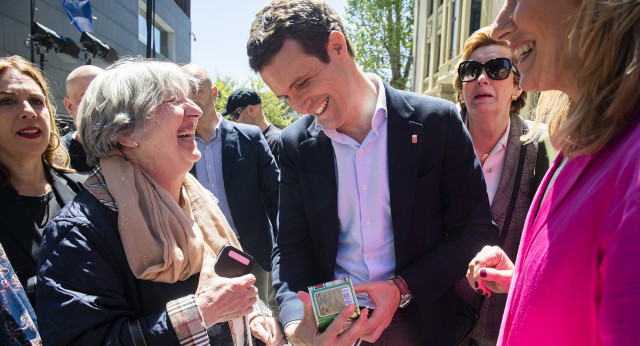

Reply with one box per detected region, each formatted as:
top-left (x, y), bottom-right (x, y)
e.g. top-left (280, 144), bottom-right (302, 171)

top-left (214, 244), bottom-right (256, 278)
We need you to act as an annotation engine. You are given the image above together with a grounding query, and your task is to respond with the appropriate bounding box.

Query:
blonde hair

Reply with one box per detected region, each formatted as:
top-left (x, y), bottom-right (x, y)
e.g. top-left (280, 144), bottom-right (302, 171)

top-left (532, 0), bottom-right (640, 156)
top-left (454, 26), bottom-right (527, 115)
top-left (0, 56), bottom-right (72, 187)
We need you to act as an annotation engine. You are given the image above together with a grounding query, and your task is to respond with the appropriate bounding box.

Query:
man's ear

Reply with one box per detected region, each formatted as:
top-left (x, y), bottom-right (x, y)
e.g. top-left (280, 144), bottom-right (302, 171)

top-left (63, 97), bottom-right (73, 115)
top-left (212, 85), bottom-right (219, 103)
top-left (327, 31), bottom-right (348, 61)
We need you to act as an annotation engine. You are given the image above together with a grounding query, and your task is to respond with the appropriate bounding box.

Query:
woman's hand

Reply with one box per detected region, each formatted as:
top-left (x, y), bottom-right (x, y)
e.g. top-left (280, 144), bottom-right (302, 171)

top-left (466, 245), bottom-right (515, 297)
top-left (195, 256), bottom-right (258, 327)
top-left (249, 313), bottom-right (286, 346)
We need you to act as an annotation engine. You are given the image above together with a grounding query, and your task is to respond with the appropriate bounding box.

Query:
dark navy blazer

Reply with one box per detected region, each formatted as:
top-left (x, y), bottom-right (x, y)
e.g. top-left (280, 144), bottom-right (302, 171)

top-left (191, 119), bottom-right (279, 271)
top-left (272, 83), bottom-right (498, 345)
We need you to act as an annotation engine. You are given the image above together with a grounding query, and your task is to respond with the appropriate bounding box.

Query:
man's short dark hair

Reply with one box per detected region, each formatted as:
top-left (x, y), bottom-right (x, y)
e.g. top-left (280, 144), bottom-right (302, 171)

top-left (247, 0), bottom-right (356, 72)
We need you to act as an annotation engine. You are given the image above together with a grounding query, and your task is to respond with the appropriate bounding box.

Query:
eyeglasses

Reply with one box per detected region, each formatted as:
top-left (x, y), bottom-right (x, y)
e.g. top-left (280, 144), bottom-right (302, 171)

top-left (227, 106), bottom-right (245, 120)
top-left (458, 57), bottom-right (513, 82)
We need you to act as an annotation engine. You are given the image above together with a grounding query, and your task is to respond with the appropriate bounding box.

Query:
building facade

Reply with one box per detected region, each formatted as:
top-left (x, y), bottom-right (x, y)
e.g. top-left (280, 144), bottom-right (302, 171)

top-left (411, 0), bottom-right (504, 97)
top-left (0, 0), bottom-right (191, 124)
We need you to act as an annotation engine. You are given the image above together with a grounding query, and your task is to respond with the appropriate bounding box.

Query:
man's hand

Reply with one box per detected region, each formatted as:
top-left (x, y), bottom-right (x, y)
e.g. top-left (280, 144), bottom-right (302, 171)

top-left (466, 245), bottom-right (515, 297)
top-left (353, 280), bottom-right (400, 342)
top-left (285, 291), bottom-right (369, 346)
top-left (195, 256), bottom-right (259, 327)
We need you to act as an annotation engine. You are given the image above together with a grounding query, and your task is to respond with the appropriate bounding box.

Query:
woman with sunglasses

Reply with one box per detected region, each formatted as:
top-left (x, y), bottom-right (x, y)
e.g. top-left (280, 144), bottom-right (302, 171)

top-left (467, 0), bottom-right (640, 344)
top-left (453, 26), bottom-right (555, 346)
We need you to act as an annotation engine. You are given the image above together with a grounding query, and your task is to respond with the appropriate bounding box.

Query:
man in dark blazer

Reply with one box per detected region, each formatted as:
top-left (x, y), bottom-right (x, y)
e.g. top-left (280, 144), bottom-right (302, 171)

top-left (247, 1), bottom-right (498, 345)
top-left (182, 64), bottom-right (280, 312)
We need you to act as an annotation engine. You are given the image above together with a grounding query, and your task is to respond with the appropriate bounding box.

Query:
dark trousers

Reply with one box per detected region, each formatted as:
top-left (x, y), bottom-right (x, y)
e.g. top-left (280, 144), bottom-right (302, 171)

top-left (360, 310), bottom-right (421, 346)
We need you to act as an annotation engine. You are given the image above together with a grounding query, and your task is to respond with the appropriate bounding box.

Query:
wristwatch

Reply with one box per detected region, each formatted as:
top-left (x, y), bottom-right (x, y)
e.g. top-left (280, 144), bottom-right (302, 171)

top-left (390, 275), bottom-right (413, 308)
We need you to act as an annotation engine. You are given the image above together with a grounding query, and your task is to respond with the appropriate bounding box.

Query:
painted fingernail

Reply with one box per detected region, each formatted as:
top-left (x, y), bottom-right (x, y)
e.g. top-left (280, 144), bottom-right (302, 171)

top-left (475, 281), bottom-right (479, 288)
top-left (477, 289), bottom-right (484, 295)
top-left (480, 269), bottom-right (487, 278)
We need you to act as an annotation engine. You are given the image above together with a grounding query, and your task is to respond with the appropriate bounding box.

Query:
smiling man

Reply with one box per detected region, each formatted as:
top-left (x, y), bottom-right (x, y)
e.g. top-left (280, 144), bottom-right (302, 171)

top-left (247, 1), bottom-right (498, 345)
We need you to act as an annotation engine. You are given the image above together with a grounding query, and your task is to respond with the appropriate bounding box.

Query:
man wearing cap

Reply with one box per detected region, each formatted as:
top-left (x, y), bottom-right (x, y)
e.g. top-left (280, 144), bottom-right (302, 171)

top-left (181, 64), bottom-right (280, 313)
top-left (222, 88), bottom-right (282, 164)
top-left (61, 64), bottom-right (104, 173)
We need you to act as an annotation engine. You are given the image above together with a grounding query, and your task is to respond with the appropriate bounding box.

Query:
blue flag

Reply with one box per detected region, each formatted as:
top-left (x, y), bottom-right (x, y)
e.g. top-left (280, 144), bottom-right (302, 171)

top-left (60, 0), bottom-right (94, 33)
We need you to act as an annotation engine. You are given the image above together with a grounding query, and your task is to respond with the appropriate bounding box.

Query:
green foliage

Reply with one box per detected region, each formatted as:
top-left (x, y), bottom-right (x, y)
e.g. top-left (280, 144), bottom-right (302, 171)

top-left (246, 77), bottom-right (293, 129)
top-left (345, 0), bottom-right (414, 90)
top-left (212, 75), bottom-right (294, 129)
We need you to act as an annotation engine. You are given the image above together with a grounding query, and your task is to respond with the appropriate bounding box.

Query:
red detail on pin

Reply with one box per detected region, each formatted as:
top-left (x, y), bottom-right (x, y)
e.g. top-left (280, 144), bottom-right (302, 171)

top-left (411, 134), bottom-right (417, 143)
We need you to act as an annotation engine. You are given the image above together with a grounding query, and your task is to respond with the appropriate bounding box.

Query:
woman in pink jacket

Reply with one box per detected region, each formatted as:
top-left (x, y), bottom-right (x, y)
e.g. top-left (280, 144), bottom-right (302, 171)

top-left (466, 0), bottom-right (640, 345)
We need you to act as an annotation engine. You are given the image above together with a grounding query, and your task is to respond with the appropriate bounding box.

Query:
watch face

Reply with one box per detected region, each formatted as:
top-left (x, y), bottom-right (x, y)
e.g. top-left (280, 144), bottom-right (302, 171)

top-left (399, 294), bottom-right (413, 308)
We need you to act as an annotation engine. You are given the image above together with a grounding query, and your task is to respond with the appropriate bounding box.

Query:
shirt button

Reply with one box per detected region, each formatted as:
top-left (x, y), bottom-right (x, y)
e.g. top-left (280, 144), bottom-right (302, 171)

top-left (365, 221), bottom-right (371, 227)
top-left (488, 168), bottom-right (493, 172)
top-left (206, 145), bottom-right (209, 149)
top-left (211, 184), bottom-right (215, 188)
top-left (208, 165), bottom-right (212, 169)
top-left (362, 184), bottom-right (368, 190)
top-left (357, 149), bottom-right (363, 155)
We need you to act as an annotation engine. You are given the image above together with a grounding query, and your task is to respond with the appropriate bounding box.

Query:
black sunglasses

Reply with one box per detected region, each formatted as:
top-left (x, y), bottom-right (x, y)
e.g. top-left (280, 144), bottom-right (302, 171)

top-left (458, 57), bottom-right (513, 82)
top-left (227, 106), bottom-right (245, 120)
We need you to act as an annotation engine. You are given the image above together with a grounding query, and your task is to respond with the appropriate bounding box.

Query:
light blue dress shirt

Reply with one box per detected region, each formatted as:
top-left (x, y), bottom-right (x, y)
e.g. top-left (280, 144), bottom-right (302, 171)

top-left (194, 122), bottom-right (238, 236)
top-left (316, 74), bottom-right (395, 308)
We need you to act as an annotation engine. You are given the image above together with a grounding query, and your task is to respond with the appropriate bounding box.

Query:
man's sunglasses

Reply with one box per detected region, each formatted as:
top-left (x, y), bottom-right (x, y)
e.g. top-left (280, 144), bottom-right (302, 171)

top-left (228, 106), bottom-right (245, 120)
top-left (458, 57), bottom-right (513, 82)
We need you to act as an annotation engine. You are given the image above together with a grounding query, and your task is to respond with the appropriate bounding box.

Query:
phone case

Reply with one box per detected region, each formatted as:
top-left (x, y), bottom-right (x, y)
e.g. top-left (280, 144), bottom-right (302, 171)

top-left (214, 244), bottom-right (256, 278)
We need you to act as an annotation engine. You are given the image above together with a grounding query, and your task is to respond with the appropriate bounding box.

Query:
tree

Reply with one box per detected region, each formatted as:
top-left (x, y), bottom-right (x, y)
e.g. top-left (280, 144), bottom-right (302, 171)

top-left (247, 76), bottom-right (294, 129)
top-left (212, 75), bottom-right (294, 129)
top-left (345, 0), bottom-right (414, 90)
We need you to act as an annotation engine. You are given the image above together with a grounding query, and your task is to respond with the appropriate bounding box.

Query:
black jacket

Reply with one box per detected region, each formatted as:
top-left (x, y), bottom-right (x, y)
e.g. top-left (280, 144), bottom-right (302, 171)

top-left (36, 190), bottom-right (234, 345)
top-left (0, 166), bottom-right (84, 305)
top-left (273, 84), bottom-right (498, 345)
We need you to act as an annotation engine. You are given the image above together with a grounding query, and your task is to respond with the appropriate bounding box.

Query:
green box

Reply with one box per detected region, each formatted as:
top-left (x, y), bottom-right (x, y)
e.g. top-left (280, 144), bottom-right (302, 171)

top-left (308, 277), bottom-right (361, 331)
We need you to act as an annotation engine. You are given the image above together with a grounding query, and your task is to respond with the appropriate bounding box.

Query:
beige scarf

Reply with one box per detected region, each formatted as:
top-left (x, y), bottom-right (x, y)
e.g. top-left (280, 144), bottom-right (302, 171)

top-left (94, 150), bottom-right (249, 345)
top-left (99, 150), bottom-right (240, 282)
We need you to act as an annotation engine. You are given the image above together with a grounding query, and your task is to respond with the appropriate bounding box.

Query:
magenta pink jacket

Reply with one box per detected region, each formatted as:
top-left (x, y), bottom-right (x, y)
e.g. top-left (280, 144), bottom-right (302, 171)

top-left (497, 117), bottom-right (640, 345)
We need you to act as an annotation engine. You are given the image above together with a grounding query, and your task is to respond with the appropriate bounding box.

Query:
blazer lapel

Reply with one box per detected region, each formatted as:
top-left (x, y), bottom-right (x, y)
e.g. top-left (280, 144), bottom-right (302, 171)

top-left (490, 114), bottom-right (524, 227)
top-left (299, 123), bottom-right (340, 273)
top-left (385, 85), bottom-right (423, 261)
top-left (220, 119), bottom-right (241, 186)
top-left (48, 168), bottom-right (78, 205)
top-left (531, 151), bottom-right (598, 233)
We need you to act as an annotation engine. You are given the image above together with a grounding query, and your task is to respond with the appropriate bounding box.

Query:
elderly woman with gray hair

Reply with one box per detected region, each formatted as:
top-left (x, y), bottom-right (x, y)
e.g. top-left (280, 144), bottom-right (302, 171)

top-left (35, 59), bottom-right (285, 346)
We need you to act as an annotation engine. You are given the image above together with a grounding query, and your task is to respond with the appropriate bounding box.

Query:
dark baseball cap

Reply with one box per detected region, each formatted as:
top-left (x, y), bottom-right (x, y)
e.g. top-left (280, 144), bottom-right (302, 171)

top-left (220, 88), bottom-right (262, 116)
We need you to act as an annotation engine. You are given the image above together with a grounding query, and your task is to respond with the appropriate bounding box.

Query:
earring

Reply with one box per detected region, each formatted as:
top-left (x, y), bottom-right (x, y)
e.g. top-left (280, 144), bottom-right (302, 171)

top-left (132, 140), bottom-right (138, 146)
top-left (512, 95), bottom-right (518, 101)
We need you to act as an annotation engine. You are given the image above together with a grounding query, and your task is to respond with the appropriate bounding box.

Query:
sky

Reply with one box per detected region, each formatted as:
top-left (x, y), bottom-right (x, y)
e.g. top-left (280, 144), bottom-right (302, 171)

top-left (190, 0), bottom-right (348, 85)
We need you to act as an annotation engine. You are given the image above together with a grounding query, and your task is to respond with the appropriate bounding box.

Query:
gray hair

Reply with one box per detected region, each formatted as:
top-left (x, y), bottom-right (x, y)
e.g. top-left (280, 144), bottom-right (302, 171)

top-left (77, 57), bottom-right (198, 165)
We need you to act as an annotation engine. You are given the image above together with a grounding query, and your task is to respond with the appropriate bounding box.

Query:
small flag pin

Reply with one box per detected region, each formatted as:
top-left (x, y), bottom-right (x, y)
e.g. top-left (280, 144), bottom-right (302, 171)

top-left (411, 134), bottom-right (417, 143)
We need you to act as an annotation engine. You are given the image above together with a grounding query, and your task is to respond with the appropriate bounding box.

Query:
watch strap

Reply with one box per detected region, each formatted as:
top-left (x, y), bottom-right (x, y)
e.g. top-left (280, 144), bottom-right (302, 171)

top-left (391, 275), bottom-right (410, 296)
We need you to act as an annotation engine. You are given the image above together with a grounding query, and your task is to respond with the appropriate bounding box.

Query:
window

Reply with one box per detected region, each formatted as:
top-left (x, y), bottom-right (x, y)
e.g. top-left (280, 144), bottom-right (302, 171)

top-left (436, 35), bottom-right (441, 66)
top-left (138, 3), bottom-right (174, 59)
top-left (469, 0), bottom-right (482, 36)
top-left (450, 0), bottom-right (459, 59)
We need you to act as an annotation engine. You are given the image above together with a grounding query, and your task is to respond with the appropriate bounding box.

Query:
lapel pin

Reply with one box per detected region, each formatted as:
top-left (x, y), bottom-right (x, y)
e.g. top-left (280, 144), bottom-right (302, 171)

top-left (411, 134), bottom-right (417, 143)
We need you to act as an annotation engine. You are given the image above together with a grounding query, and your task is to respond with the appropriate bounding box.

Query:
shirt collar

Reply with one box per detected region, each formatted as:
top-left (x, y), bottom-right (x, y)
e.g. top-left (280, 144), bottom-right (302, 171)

top-left (196, 118), bottom-right (222, 144)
